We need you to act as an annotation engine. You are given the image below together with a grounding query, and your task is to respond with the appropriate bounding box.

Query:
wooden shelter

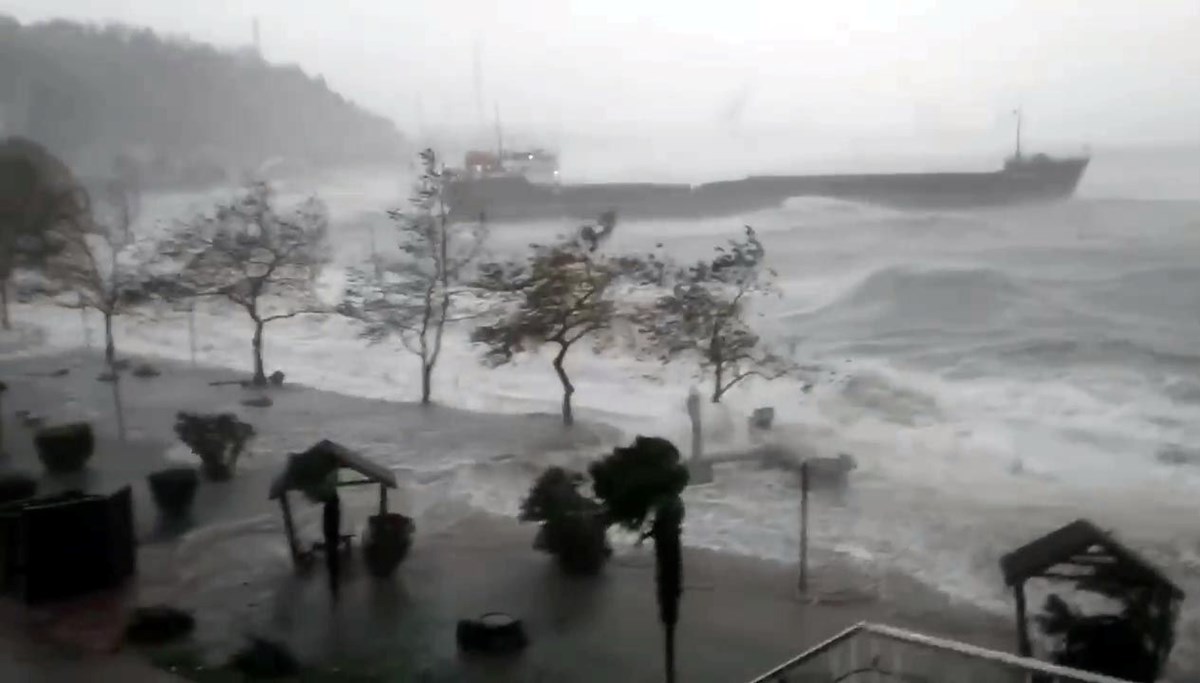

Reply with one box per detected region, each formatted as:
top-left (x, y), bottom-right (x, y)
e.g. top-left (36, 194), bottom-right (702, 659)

top-left (268, 439), bottom-right (398, 568)
top-left (999, 519), bottom-right (1184, 666)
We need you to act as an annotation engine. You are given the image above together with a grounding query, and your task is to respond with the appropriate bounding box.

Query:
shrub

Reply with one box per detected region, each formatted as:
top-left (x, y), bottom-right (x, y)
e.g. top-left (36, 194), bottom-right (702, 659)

top-left (173, 412), bottom-right (254, 481)
top-left (520, 467), bottom-right (611, 575)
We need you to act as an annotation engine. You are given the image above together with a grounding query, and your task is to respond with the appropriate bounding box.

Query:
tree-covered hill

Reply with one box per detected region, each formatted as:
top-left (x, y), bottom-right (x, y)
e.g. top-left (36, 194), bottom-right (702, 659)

top-left (0, 15), bottom-right (406, 187)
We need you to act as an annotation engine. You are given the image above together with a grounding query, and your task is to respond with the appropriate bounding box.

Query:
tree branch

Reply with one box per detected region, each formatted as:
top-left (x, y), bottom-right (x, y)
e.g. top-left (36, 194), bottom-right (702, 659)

top-left (261, 307), bottom-right (326, 323)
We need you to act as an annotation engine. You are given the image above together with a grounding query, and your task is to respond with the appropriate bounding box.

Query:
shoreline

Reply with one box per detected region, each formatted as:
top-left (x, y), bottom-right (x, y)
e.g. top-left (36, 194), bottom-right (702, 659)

top-left (0, 349), bottom-right (1022, 680)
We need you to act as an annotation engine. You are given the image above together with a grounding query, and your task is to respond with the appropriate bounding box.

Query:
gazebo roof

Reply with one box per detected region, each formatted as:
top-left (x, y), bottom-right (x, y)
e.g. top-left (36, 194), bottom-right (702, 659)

top-left (268, 439), bottom-right (397, 500)
top-left (999, 518), bottom-right (1183, 599)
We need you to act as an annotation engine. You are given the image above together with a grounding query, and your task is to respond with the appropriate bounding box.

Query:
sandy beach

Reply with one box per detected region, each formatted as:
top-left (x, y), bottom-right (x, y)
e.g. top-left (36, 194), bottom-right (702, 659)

top-left (0, 349), bottom-right (1024, 681)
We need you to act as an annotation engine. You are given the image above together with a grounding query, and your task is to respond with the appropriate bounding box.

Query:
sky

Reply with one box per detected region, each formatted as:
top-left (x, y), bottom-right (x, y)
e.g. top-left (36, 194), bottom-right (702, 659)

top-left (4, 0), bottom-right (1199, 152)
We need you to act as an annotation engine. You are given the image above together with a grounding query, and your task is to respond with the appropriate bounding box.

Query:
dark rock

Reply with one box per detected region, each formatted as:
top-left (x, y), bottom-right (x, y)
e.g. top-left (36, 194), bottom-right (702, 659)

top-left (34, 422), bottom-right (94, 473)
top-left (749, 407), bottom-right (775, 431)
top-left (111, 359), bottom-right (132, 371)
top-left (125, 605), bottom-right (195, 645)
top-left (268, 370), bottom-right (285, 387)
top-left (146, 468), bottom-right (199, 518)
top-left (97, 371), bottom-right (117, 382)
top-left (457, 613), bottom-right (529, 655)
top-left (240, 395), bottom-right (273, 408)
top-left (228, 637), bottom-right (300, 679)
top-left (0, 471), bottom-right (38, 505)
top-left (49, 368), bottom-right (70, 377)
top-left (363, 513), bottom-right (415, 578)
top-left (131, 363), bottom-right (161, 379)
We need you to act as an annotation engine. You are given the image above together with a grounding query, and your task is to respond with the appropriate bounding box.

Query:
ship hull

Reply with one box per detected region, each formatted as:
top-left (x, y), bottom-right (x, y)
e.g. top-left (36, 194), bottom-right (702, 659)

top-left (446, 156), bottom-right (1090, 223)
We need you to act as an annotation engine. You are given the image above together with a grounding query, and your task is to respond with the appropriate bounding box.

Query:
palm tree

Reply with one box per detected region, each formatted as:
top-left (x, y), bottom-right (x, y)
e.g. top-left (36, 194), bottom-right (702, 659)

top-left (590, 436), bottom-right (689, 683)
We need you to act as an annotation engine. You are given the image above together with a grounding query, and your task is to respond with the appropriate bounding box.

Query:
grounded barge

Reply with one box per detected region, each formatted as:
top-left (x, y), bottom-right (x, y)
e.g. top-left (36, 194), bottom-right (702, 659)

top-left (446, 150), bottom-right (1090, 223)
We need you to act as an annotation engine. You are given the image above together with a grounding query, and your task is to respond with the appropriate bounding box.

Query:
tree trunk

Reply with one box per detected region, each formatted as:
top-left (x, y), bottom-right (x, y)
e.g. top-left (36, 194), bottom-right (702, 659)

top-left (711, 363), bottom-right (723, 403)
top-left (664, 622), bottom-right (677, 683)
top-left (103, 311), bottom-right (115, 366)
top-left (187, 306), bottom-right (197, 367)
top-left (0, 278), bottom-right (9, 330)
top-left (251, 319), bottom-right (266, 386)
top-left (420, 361), bottom-right (433, 405)
top-left (111, 371), bottom-right (127, 441)
top-left (654, 498), bottom-right (684, 683)
top-left (553, 344), bottom-right (575, 426)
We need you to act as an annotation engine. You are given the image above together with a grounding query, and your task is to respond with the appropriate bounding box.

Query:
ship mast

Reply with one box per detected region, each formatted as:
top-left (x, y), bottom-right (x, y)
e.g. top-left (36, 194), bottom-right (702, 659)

top-left (1013, 107), bottom-right (1023, 160)
top-left (494, 102), bottom-right (504, 161)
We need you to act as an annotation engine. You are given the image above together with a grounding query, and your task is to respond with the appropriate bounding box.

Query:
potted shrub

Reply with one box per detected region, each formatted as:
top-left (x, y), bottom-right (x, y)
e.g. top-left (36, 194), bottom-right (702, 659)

top-left (540, 508), bottom-right (610, 575)
top-left (146, 467), bottom-right (199, 518)
top-left (34, 422), bottom-right (94, 473)
top-left (363, 512), bottom-right (414, 578)
top-left (174, 412), bottom-right (255, 481)
top-left (520, 467), bottom-right (611, 576)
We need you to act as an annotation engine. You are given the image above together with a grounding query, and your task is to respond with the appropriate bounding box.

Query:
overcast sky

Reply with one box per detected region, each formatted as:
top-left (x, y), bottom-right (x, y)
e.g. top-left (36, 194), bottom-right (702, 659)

top-left (4, 0), bottom-right (1199, 149)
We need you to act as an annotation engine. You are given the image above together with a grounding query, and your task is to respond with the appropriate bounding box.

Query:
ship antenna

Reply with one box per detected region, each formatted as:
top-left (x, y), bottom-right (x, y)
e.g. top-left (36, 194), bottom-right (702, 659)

top-left (1013, 107), bottom-right (1023, 159)
top-left (494, 101), bottom-right (504, 161)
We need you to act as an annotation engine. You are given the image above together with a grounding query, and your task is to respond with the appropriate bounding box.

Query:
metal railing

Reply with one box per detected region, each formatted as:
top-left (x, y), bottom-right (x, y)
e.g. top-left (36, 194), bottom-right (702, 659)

top-left (746, 622), bottom-right (1135, 683)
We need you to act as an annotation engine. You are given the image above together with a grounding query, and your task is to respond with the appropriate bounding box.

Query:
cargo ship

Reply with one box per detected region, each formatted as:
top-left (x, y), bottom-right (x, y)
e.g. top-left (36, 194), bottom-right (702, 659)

top-left (446, 118), bottom-right (1089, 223)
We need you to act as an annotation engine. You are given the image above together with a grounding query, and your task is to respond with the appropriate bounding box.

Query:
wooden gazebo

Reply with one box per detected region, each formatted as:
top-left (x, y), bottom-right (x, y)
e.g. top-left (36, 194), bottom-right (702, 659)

top-left (268, 439), bottom-right (398, 568)
top-left (999, 518), bottom-right (1184, 667)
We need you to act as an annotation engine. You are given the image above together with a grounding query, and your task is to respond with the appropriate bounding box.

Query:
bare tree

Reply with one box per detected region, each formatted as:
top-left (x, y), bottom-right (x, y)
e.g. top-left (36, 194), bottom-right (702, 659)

top-left (340, 149), bottom-right (487, 404)
top-left (639, 226), bottom-right (794, 403)
top-left (473, 213), bottom-right (645, 426)
top-left (169, 181), bottom-right (329, 386)
top-left (46, 174), bottom-right (146, 367)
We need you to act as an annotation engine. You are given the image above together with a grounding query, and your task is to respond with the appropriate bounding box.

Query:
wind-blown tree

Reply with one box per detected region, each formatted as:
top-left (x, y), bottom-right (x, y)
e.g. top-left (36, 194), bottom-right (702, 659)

top-left (472, 212), bottom-right (635, 426)
top-left (170, 181), bottom-right (329, 385)
top-left (590, 436), bottom-right (689, 683)
top-left (0, 136), bottom-right (86, 329)
top-left (46, 174), bottom-right (148, 366)
top-left (339, 149), bottom-right (487, 404)
top-left (640, 226), bottom-right (794, 403)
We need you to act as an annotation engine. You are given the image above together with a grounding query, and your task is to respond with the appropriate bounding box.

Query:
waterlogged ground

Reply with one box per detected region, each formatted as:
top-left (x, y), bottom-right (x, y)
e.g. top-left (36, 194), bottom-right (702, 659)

top-left (0, 352), bottom-right (1017, 682)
